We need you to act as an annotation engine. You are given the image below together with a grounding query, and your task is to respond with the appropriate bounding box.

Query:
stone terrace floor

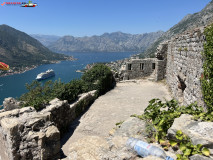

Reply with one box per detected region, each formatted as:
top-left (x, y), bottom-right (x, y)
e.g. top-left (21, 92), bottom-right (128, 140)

top-left (60, 79), bottom-right (172, 159)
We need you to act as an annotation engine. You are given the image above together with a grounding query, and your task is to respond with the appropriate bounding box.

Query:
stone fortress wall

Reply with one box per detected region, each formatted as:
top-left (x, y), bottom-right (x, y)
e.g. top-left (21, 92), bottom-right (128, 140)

top-left (122, 27), bottom-right (205, 107)
top-left (166, 27), bottom-right (205, 107)
top-left (0, 91), bottom-right (96, 160)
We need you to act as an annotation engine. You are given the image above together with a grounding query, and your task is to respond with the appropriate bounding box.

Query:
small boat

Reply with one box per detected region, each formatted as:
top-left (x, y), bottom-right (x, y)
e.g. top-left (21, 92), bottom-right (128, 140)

top-left (36, 69), bottom-right (55, 80)
top-left (76, 70), bottom-right (82, 73)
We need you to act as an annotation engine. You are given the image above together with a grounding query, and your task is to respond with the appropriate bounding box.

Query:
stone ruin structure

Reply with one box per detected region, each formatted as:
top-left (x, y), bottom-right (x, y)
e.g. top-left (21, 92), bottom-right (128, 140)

top-left (0, 91), bottom-right (96, 160)
top-left (122, 27), bottom-right (205, 107)
top-left (122, 42), bottom-right (168, 81)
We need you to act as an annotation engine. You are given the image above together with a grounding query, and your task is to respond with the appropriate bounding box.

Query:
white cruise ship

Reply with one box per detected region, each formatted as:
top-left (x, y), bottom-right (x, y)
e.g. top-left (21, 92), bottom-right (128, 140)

top-left (36, 69), bottom-right (55, 80)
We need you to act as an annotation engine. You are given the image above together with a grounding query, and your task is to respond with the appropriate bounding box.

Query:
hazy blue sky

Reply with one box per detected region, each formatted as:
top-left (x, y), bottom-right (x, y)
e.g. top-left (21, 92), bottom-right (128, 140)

top-left (0, 0), bottom-right (211, 36)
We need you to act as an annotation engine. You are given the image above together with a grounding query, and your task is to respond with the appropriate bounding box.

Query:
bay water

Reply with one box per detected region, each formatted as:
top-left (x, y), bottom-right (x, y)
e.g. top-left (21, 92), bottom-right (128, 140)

top-left (0, 52), bottom-right (134, 104)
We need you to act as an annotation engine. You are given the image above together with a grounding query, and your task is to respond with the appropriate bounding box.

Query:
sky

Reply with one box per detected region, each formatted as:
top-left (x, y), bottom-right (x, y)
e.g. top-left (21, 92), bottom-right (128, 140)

top-left (0, 0), bottom-right (211, 37)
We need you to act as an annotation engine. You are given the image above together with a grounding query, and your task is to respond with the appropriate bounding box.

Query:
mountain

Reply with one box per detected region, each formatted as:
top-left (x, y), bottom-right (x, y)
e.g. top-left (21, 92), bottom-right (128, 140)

top-left (141, 0), bottom-right (213, 58)
top-left (48, 31), bottom-right (164, 53)
top-left (30, 34), bottom-right (61, 46)
top-left (0, 25), bottom-right (68, 69)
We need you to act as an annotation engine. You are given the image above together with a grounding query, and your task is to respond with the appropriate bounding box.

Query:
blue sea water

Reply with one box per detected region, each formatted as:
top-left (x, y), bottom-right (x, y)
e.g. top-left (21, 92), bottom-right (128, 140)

top-left (0, 52), bottom-right (134, 104)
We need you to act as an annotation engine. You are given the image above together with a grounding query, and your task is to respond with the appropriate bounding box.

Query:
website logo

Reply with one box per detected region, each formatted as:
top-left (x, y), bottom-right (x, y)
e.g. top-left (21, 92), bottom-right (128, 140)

top-left (1, 1), bottom-right (38, 7)
top-left (21, 1), bottom-right (37, 7)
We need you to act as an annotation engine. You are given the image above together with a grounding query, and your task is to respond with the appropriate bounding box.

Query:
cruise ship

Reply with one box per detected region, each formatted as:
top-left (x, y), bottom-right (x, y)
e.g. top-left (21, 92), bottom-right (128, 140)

top-left (36, 69), bottom-right (55, 80)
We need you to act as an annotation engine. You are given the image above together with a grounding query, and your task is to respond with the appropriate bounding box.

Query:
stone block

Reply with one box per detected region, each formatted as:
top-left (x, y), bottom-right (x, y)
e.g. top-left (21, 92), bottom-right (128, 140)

top-left (45, 125), bottom-right (60, 141)
top-left (189, 154), bottom-right (212, 160)
top-left (168, 114), bottom-right (213, 149)
top-left (1, 118), bottom-right (19, 136)
top-left (3, 97), bottom-right (22, 111)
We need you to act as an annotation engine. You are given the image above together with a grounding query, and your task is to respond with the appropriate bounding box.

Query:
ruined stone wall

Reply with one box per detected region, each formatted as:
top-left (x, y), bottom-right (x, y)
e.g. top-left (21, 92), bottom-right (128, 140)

top-left (155, 60), bottom-right (166, 81)
top-left (122, 42), bottom-right (168, 81)
top-left (166, 27), bottom-right (205, 106)
top-left (124, 58), bottom-right (156, 80)
top-left (0, 90), bottom-right (96, 160)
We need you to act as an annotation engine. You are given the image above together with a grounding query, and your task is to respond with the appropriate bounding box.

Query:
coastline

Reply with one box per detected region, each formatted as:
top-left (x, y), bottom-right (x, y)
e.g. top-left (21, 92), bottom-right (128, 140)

top-left (0, 65), bottom-right (38, 77)
top-left (0, 56), bottom-right (76, 78)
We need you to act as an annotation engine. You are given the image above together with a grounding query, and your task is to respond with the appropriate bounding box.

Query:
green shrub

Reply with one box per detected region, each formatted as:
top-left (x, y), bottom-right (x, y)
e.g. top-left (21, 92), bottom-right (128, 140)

top-left (57, 79), bottom-right (86, 103)
top-left (82, 64), bottom-right (115, 96)
top-left (20, 80), bottom-right (65, 110)
top-left (19, 64), bottom-right (115, 110)
top-left (201, 23), bottom-right (213, 112)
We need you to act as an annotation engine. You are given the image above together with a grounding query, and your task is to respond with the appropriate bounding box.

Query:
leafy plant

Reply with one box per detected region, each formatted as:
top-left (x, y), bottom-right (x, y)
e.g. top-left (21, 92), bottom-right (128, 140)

top-left (173, 130), bottom-right (210, 160)
top-left (82, 64), bottom-right (115, 96)
top-left (20, 80), bottom-right (65, 110)
top-left (201, 23), bottom-right (213, 112)
top-left (132, 98), bottom-right (212, 159)
top-left (57, 79), bottom-right (86, 103)
top-left (132, 99), bottom-right (203, 141)
top-left (184, 47), bottom-right (188, 52)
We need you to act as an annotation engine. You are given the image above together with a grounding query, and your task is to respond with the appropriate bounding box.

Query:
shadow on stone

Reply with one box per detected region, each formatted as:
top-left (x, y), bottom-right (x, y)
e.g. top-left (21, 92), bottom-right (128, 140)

top-left (60, 102), bottom-right (93, 159)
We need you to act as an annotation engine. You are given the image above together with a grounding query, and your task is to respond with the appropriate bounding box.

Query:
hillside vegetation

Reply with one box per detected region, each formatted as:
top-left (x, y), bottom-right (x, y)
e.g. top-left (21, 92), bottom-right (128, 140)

top-left (0, 25), bottom-right (69, 69)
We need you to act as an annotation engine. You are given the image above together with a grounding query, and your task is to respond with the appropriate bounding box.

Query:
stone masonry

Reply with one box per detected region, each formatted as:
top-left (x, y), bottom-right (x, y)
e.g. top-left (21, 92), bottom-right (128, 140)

top-left (166, 27), bottom-right (205, 107)
top-left (0, 90), bottom-right (96, 160)
top-left (124, 58), bottom-right (156, 80)
top-left (122, 27), bottom-right (205, 108)
top-left (122, 42), bottom-right (168, 81)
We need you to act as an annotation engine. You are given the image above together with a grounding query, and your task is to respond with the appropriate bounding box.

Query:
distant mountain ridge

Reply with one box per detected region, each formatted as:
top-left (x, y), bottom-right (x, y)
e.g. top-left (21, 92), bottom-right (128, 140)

top-left (142, 0), bottom-right (213, 58)
top-left (47, 31), bottom-right (164, 53)
top-left (30, 34), bottom-right (61, 46)
top-left (0, 25), bottom-right (68, 69)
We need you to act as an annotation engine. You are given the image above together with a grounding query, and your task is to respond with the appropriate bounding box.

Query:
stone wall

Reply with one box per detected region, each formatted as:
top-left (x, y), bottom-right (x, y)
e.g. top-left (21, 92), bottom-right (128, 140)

top-left (166, 27), bottom-right (205, 107)
top-left (122, 27), bottom-right (205, 107)
top-left (155, 59), bottom-right (166, 81)
top-left (0, 90), bottom-right (96, 160)
top-left (123, 58), bottom-right (166, 81)
top-left (124, 58), bottom-right (156, 80)
top-left (122, 42), bottom-right (168, 81)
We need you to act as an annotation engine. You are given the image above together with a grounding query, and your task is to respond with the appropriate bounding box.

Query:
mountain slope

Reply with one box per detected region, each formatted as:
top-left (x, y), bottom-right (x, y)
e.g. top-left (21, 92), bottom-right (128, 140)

top-left (0, 25), bottom-right (68, 68)
top-left (141, 0), bottom-right (213, 58)
top-left (30, 34), bottom-right (61, 46)
top-left (48, 31), bottom-right (164, 53)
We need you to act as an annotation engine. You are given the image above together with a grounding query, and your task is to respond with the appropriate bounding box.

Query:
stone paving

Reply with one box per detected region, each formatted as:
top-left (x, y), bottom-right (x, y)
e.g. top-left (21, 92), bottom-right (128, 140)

top-left (61, 79), bottom-right (172, 158)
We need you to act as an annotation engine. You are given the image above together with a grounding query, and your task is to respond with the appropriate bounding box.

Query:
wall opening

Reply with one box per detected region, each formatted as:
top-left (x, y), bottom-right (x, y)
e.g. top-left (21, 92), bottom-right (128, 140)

top-left (140, 63), bottom-right (144, 70)
top-left (177, 75), bottom-right (186, 92)
top-left (128, 64), bottom-right (132, 70)
top-left (177, 75), bottom-right (186, 103)
top-left (152, 63), bottom-right (155, 70)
